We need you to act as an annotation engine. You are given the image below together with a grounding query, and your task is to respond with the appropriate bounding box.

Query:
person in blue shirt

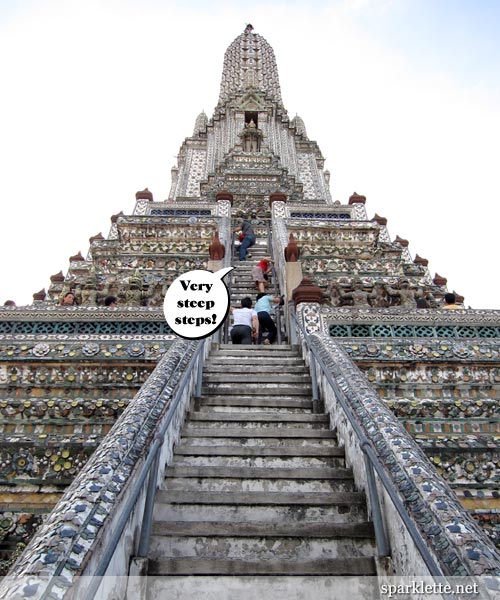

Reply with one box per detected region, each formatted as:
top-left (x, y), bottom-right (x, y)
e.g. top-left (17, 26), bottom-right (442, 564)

top-left (254, 292), bottom-right (281, 345)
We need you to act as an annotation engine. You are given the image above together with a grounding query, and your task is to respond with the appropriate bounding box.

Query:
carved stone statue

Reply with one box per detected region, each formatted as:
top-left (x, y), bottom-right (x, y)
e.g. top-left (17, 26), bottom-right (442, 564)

top-left (385, 279), bottom-right (417, 308)
top-left (148, 282), bottom-right (165, 307)
top-left (330, 278), bottom-right (373, 307)
top-left (239, 120), bottom-right (263, 152)
top-left (81, 287), bottom-right (97, 305)
top-left (370, 283), bottom-right (389, 308)
top-left (126, 271), bottom-right (143, 305)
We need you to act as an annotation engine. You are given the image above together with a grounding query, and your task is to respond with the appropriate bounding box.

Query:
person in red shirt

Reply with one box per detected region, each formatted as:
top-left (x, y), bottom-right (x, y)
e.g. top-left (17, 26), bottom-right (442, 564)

top-left (251, 258), bottom-right (273, 293)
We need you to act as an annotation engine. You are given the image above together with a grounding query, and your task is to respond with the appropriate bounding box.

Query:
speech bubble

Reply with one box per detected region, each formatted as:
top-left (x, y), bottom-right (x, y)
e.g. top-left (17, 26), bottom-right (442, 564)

top-left (163, 267), bottom-right (234, 340)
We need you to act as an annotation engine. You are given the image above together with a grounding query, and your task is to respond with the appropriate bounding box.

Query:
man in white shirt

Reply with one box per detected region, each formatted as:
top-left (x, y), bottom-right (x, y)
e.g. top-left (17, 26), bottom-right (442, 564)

top-left (230, 296), bottom-right (258, 344)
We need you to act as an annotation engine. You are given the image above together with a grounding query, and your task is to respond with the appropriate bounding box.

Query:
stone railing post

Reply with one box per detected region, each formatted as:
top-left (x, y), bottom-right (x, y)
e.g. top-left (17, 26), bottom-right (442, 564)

top-left (133, 188), bottom-right (154, 216)
top-left (215, 191), bottom-right (233, 270)
top-left (269, 192), bottom-right (288, 296)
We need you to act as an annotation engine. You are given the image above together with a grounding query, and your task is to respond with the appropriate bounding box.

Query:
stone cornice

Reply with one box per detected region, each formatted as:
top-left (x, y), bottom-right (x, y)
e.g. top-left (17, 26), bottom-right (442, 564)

top-left (0, 306), bottom-right (166, 322)
top-left (320, 306), bottom-right (500, 327)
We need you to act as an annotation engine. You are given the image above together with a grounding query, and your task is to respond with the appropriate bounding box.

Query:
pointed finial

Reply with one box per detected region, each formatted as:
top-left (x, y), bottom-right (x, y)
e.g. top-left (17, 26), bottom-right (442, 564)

top-left (244, 24), bottom-right (254, 34)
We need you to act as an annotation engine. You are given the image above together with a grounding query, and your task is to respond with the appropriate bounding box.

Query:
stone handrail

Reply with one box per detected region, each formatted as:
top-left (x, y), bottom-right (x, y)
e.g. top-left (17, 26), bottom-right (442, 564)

top-left (295, 303), bottom-right (500, 584)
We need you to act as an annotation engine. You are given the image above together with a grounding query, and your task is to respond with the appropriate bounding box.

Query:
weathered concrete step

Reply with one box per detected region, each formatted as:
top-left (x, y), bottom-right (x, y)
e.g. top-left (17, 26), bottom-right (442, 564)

top-left (234, 260), bottom-right (269, 266)
top-left (177, 437), bottom-right (339, 450)
top-left (204, 364), bottom-right (307, 373)
top-left (210, 351), bottom-right (294, 357)
top-left (186, 423), bottom-right (329, 433)
top-left (230, 291), bottom-right (277, 299)
top-left (165, 477), bottom-right (354, 493)
top-left (231, 280), bottom-right (272, 286)
top-left (202, 385), bottom-right (312, 396)
top-left (157, 490), bottom-right (365, 506)
top-left (154, 502), bottom-right (367, 524)
top-left (216, 344), bottom-right (296, 352)
top-left (232, 270), bottom-right (269, 276)
top-left (208, 355), bottom-right (297, 363)
top-left (231, 281), bottom-right (274, 287)
top-left (232, 273), bottom-right (269, 279)
top-left (189, 412), bottom-right (328, 423)
top-left (144, 575), bottom-right (378, 599)
top-left (181, 427), bottom-right (335, 438)
top-left (171, 456), bottom-right (343, 469)
top-left (205, 358), bottom-right (304, 373)
top-left (148, 556), bottom-right (376, 576)
top-left (230, 291), bottom-right (273, 297)
top-left (151, 520), bottom-right (374, 538)
top-left (230, 292), bottom-right (277, 299)
top-left (175, 444), bottom-right (343, 457)
top-left (165, 466), bottom-right (350, 479)
top-left (149, 534), bottom-right (375, 562)
top-left (231, 289), bottom-right (277, 296)
top-left (209, 345), bottom-right (298, 354)
top-left (198, 405), bottom-right (311, 415)
top-left (203, 373), bottom-right (311, 383)
top-left (199, 396), bottom-right (312, 409)
top-left (231, 284), bottom-right (273, 289)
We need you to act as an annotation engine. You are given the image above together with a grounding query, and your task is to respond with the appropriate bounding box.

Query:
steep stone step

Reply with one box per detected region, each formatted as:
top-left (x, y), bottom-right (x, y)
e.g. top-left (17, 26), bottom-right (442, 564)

top-left (206, 356), bottom-right (303, 365)
top-left (180, 427), bottom-right (335, 438)
top-left (189, 412), bottom-right (328, 423)
top-left (156, 490), bottom-right (365, 506)
top-left (199, 393), bottom-right (312, 409)
top-left (202, 384), bottom-right (312, 396)
top-left (203, 373), bottom-right (311, 383)
top-left (148, 556), bottom-right (376, 576)
top-left (231, 291), bottom-right (275, 298)
top-left (231, 276), bottom-right (274, 283)
top-left (152, 520), bottom-right (373, 538)
top-left (164, 476), bottom-right (355, 493)
top-left (148, 534), bottom-right (375, 564)
top-left (218, 342), bottom-right (293, 349)
top-left (197, 405), bottom-right (311, 415)
top-left (145, 574), bottom-right (380, 600)
top-left (153, 502), bottom-right (368, 525)
top-left (214, 344), bottom-right (296, 353)
top-left (171, 455), bottom-right (343, 469)
top-left (204, 364), bottom-right (307, 373)
top-left (148, 557), bottom-right (376, 577)
top-left (165, 465), bottom-right (349, 478)
top-left (175, 441), bottom-right (343, 456)
top-left (185, 423), bottom-right (330, 433)
top-left (230, 288), bottom-right (276, 296)
top-left (198, 396), bottom-right (313, 409)
top-left (176, 437), bottom-right (339, 453)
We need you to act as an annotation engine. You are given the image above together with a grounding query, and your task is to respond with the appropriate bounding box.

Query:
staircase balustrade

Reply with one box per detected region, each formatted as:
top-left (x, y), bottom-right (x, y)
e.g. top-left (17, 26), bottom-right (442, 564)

top-left (290, 304), bottom-right (500, 591)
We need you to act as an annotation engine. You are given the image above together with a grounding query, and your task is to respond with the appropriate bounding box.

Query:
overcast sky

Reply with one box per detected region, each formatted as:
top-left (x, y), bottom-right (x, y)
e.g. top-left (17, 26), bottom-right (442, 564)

top-left (1, 0), bottom-right (499, 309)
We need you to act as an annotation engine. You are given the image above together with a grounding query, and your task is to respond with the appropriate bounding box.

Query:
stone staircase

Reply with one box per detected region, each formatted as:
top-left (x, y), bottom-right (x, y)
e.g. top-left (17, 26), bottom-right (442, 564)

top-left (146, 343), bottom-right (378, 589)
top-left (229, 225), bottom-right (279, 306)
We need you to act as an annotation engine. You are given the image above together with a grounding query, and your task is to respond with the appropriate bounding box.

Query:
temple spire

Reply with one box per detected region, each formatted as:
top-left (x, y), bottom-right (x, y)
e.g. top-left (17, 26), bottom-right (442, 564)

top-left (217, 26), bottom-right (283, 108)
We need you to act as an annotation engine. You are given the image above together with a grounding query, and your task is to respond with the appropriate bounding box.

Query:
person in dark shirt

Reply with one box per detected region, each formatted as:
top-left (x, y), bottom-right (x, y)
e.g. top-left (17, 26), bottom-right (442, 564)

top-left (234, 216), bottom-right (256, 261)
